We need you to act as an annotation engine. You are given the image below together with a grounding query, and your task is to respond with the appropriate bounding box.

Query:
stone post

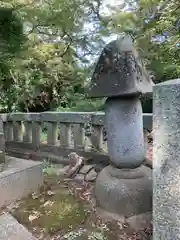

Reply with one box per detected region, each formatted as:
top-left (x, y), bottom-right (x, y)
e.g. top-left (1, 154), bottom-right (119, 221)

top-left (86, 35), bottom-right (153, 217)
top-left (0, 117), bottom-right (6, 172)
top-left (153, 79), bottom-right (180, 239)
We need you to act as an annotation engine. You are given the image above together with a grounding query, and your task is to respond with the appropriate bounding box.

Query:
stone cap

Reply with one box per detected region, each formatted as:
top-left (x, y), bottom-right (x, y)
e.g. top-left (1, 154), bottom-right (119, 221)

top-left (86, 35), bottom-right (154, 98)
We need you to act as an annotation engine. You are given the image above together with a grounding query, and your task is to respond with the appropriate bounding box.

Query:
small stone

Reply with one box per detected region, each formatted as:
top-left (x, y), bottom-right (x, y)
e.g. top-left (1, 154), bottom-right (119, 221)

top-left (126, 212), bottom-right (152, 231)
top-left (74, 174), bottom-right (85, 181)
top-left (97, 207), bottom-right (125, 223)
top-left (61, 228), bottom-right (88, 239)
top-left (79, 165), bottom-right (95, 174)
top-left (85, 169), bottom-right (97, 182)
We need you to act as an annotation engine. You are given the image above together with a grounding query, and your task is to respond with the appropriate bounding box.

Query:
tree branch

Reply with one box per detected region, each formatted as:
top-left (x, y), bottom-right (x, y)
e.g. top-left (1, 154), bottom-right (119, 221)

top-left (88, 0), bottom-right (110, 26)
top-left (59, 37), bottom-right (73, 57)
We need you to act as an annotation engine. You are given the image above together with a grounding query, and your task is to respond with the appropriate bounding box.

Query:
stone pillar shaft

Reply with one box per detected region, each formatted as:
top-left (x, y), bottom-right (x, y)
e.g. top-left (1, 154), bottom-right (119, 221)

top-left (0, 117), bottom-right (5, 172)
top-left (105, 97), bottom-right (145, 168)
top-left (153, 79), bottom-right (180, 239)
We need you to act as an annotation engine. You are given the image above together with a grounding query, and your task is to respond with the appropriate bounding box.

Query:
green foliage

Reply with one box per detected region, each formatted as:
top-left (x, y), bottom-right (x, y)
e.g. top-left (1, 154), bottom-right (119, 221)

top-left (56, 94), bottom-right (105, 112)
top-left (0, 0), bottom-right (90, 112)
top-left (0, 0), bottom-right (179, 113)
top-left (103, 0), bottom-right (180, 112)
top-left (0, 7), bottom-right (25, 57)
top-left (0, 4), bottom-right (27, 95)
top-left (107, 0), bottom-right (180, 83)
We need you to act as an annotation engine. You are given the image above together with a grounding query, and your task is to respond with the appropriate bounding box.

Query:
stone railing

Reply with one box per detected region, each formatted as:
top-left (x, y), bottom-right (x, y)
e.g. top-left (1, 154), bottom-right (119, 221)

top-left (0, 112), bottom-right (152, 165)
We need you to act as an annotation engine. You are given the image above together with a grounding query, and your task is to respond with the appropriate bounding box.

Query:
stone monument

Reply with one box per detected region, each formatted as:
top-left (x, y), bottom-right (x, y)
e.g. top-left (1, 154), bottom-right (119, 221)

top-left (153, 79), bottom-right (180, 239)
top-left (87, 35), bottom-right (153, 217)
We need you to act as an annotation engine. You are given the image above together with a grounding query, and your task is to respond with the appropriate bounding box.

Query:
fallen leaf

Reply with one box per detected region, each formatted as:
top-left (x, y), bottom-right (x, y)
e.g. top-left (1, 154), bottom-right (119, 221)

top-left (43, 200), bottom-right (54, 207)
top-left (40, 198), bottom-right (45, 203)
top-left (47, 190), bottom-right (55, 196)
top-left (82, 192), bottom-right (91, 197)
top-left (38, 233), bottom-right (44, 239)
top-left (76, 187), bottom-right (83, 191)
top-left (28, 211), bottom-right (41, 222)
top-left (117, 221), bottom-right (123, 229)
top-left (28, 214), bottom-right (38, 222)
top-left (31, 192), bottom-right (39, 199)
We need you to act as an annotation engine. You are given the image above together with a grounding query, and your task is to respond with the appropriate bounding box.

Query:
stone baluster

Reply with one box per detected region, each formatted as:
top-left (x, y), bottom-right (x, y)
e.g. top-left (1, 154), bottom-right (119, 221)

top-left (23, 122), bottom-right (32, 143)
top-left (86, 35), bottom-right (153, 217)
top-left (0, 118), bottom-right (3, 133)
top-left (4, 122), bottom-right (13, 142)
top-left (143, 128), bottom-right (149, 157)
top-left (0, 138), bottom-right (5, 172)
top-left (91, 125), bottom-right (104, 151)
top-left (73, 123), bottom-right (84, 149)
top-left (13, 121), bottom-right (22, 142)
top-left (0, 118), bottom-right (5, 172)
top-left (59, 123), bottom-right (71, 148)
top-left (47, 122), bottom-right (58, 145)
top-left (0, 133), bottom-right (5, 152)
top-left (32, 122), bottom-right (41, 150)
top-left (153, 79), bottom-right (180, 239)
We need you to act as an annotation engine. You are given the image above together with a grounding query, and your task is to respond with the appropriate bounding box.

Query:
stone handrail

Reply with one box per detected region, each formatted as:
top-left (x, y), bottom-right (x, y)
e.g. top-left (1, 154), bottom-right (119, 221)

top-left (0, 112), bottom-right (152, 165)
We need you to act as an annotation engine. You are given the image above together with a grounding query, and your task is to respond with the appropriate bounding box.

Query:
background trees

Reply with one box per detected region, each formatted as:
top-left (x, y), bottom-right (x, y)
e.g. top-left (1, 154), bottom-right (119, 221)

top-left (0, 0), bottom-right (179, 112)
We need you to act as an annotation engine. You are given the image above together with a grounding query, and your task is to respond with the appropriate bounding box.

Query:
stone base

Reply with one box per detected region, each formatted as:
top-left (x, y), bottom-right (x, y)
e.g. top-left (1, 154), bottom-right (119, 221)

top-left (0, 157), bottom-right (43, 208)
top-left (94, 165), bottom-right (152, 217)
top-left (0, 213), bottom-right (37, 239)
top-left (126, 211), bottom-right (152, 231)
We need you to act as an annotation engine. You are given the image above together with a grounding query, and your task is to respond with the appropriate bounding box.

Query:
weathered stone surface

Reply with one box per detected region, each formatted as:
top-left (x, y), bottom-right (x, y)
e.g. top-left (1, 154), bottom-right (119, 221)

top-left (126, 212), bottom-right (152, 231)
top-left (0, 150), bottom-right (5, 172)
top-left (74, 174), bottom-right (85, 181)
top-left (94, 163), bottom-right (108, 173)
top-left (87, 35), bottom-right (154, 98)
top-left (0, 117), bottom-right (3, 132)
top-left (0, 157), bottom-right (43, 208)
top-left (0, 213), bottom-right (37, 240)
top-left (0, 123), bottom-right (6, 172)
top-left (0, 133), bottom-right (5, 152)
top-left (0, 112), bottom-right (152, 130)
top-left (41, 112), bottom-right (92, 124)
top-left (95, 165), bottom-right (152, 217)
top-left (84, 168), bottom-right (97, 182)
top-left (105, 98), bottom-right (145, 168)
top-left (79, 164), bottom-right (96, 174)
top-left (153, 79), bottom-right (180, 239)
top-left (96, 207), bottom-right (125, 222)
